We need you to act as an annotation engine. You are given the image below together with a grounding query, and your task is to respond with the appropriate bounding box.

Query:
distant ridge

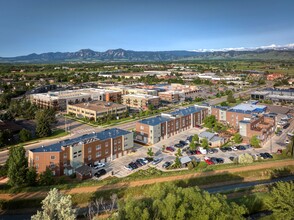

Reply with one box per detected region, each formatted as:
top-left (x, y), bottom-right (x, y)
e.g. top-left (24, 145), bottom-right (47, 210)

top-left (1, 45), bottom-right (294, 63)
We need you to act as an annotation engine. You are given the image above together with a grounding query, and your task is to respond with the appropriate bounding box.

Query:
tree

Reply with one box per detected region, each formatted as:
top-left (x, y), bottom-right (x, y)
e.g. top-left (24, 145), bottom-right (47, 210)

top-left (116, 182), bottom-right (247, 220)
top-left (265, 181), bottom-right (294, 220)
top-left (201, 138), bottom-right (209, 149)
top-left (7, 145), bottom-right (28, 187)
top-left (147, 148), bottom-right (154, 157)
top-left (227, 93), bottom-right (236, 103)
top-left (31, 188), bottom-right (76, 220)
top-left (35, 109), bottom-right (56, 138)
top-left (39, 168), bottom-right (55, 186)
top-left (26, 167), bottom-right (37, 186)
top-left (175, 148), bottom-right (182, 157)
top-left (220, 101), bottom-right (229, 106)
top-left (250, 135), bottom-right (261, 148)
top-left (233, 133), bottom-right (243, 144)
top-left (192, 134), bottom-right (199, 143)
top-left (236, 153), bottom-right (254, 164)
top-left (203, 115), bottom-right (217, 129)
top-left (19, 128), bottom-right (32, 142)
top-left (174, 156), bottom-right (181, 168)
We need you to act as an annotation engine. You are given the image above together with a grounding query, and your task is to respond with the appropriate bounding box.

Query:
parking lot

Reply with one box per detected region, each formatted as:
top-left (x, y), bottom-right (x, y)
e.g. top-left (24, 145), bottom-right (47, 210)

top-left (91, 117), bottom-right (294, 180)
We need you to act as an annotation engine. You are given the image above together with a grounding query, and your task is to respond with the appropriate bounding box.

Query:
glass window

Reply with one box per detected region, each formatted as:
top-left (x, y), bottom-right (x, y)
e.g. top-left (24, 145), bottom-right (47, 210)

top-left (88, 147), bottom-right (92, 153)
top-left (35, 156), bottom-right (39, 161)
top-left (88, 155), bottom-right (92, 160)
top-left (50, 155), bottom-right (55, 160)
top-left (96, 152), bottom-right (101, 158)
top-left (96, 145), bottom-right (101, 150)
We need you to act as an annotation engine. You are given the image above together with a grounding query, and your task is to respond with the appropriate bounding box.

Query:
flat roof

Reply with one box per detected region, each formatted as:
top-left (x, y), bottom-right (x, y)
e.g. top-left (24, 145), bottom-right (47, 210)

top-left (228, 103), bottom-right (266, 114)
top-left (139, 115), bottom-right (171, 126)
top-left (30, 128), bottom-right (131, 153)
top-left (68, 101), bottom-right (126, 112)
top-left (122, 94), bottom-right (159, 99)
top-left (169, 106), bottom-right (203, 117)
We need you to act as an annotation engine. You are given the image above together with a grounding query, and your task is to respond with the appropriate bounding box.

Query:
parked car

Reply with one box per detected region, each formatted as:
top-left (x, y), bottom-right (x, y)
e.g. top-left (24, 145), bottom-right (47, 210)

top-left (285, 139), bottom-right (290, 144)
top-left (220, 147), bottom-right (227, 152)
top-left (216, 158), bottom-right (224, 164)
top-left (162, 161), bottom-right (172, 168)
top-left (212, 148), bottom-right (219, 153)
top-left (166, 146), bottom-right (175, 152)
top-left (236, 145), bottom-right (246, 150)
top-left (140, 158), bottom-right (149, 164)
top-left (259, 153), bottom-right (268, 159)
top-left (94, 162), bottom-right (106, 169)
top-left (124, 165), bottom-right (133, 171)
top-left (208, 149), bottom-right (214, 154)
top-left (210, 157), bottom-right (218, 164)
top-left (229, 156), bottom-right (235, 161)
top-left (204, 157), bottom-right (214, 165)
top-left (152, 158), bottom-right (163, 165)
top-left (94, 169), bottom-right (107, 178)
top-left (179, 140), bottom-right (187, 146)
top-left (231, 146), bottom-right (238, 151)
top-left (175, 143), bottom-right (184, 148)
top-left (136, 159), bottom-right (145, 166)
top-left (198, 147), bottom-right (207, 154)
top-left (264, 152), bottom-right (273, 159)
top-left (226, 147), bottom-right (233, 152)
top-left (129, 162), bottom-right (138, 169)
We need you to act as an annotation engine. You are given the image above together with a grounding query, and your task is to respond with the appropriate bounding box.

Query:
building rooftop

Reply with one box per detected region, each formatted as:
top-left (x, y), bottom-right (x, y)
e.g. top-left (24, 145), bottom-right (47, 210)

top-left (122, 94), bottom-right (159, 99)
top-left (139, 106), bottom-right (204, 126)
top-left (30, 128), bottom-right (131, 153)
top-left (68, 101), bottom-right (126, 112)
top-left (228, 103), bottom-right (266, 114)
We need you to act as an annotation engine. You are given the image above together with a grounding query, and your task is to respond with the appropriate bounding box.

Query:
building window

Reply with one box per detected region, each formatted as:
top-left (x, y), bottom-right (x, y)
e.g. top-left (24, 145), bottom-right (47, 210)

top-left (118, 139), bottom-right (121, 144)
top-left (63, 162), bottom-right (67, 166)
top-left (114, 146), bottom-right (117, 152)
top-left (105, 148), bottom-right (109, 154)
top-left (35, 156), bottom-right (39, 161)
top-left (96, 145), bottom-right (101, 150)
top-left (105, 142), bottom-right (109, 147)
top-left (50, 155), bottom-right (55, 160)
top-left (52, 171), bottom-right (56, 176)
top-left (63, 153), bottom-right (67, 159)
top-left (88, 147), bottom-right (92, 153)
top-left (96, 152), bottom-right (101, 158)
top-left (35, 164), bottom-right (39, 169)
top-left (50, 162), bottom-right (55, 168)
top-left (88, 155), bottom-right (92, 160)
top-left (140, 126), bottom-right (144, 130)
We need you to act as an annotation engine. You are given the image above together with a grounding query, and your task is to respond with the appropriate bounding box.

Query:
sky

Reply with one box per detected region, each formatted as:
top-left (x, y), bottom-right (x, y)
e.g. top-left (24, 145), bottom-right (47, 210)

top-left (0, 0), bottom-right (294, 57)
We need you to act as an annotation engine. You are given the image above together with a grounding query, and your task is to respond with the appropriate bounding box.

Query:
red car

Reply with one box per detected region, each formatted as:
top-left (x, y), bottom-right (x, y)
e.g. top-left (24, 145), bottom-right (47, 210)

top-left (166, 146), bottom-right (175, 152)
top-left (204, 157), bottom-right (214, 165)
top-left (195, 150), bottom-right (201, 155)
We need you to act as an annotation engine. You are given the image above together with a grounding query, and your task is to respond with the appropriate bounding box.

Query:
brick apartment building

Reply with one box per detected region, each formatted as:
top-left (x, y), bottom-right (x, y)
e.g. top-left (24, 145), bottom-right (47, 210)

top-left (67, 101), bottom-right (127, 121)
top-left (28, 128), bottom-right (133, 176)
top-left (122, 94), bottom-right (160, 110)
top-left (210, 103), bottom-right (267, 129)
top-left (239, 115), bottom-right (275, 143)
top-left (135, 105), bottom-right (208, 144)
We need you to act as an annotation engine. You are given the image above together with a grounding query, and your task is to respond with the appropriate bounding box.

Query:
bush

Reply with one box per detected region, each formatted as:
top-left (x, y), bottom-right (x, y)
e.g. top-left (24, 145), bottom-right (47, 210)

top-left (236, 153), bottom-right (254, 164)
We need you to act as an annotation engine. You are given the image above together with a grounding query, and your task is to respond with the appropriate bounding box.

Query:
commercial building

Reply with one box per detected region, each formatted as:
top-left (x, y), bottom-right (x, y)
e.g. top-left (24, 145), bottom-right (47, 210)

top-left (135, 106), bottom-right (208, 144)
top-left (106, 86), bottom-right (158, 96)
top-left (122, 94), bottom-right (160, 110)
top-left (251, 88), bottom-right (294, 104)
top-left (28, 128), bottom-right (133, 176)
top-left (239, 115), bottom-right (275, 143)
top-left (29, 88), bottom-right (122, 111)
top-left (67, 101), bottom-right (127, 121)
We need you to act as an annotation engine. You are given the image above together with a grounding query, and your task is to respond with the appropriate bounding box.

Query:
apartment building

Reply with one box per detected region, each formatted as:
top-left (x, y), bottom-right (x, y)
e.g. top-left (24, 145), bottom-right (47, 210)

top-left (122, 94), bottom-right (160, 110)
top-left (28, 128), bottom-right (133, 176)
top-left (239, 115), bottom-right (275, 143)
top-left (210, 103), bottom-right (267, 129)
top-left (135, 106), bottom-right (208, 144)
top-left (29, 88), bottom-right (122, 110)
top-left (67, 101), bottom-right (127, 121)
top-left (158, 91), bottom-right (180, 103)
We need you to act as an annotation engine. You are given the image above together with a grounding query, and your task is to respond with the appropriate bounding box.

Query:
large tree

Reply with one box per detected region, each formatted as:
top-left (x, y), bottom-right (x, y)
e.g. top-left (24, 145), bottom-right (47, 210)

top-left (35, 109), bottom-right (56, 138)
top-left (233, 133), bottom-right (243, 144)
top-left (31, 188), bottom-right (76, 220)
top-left (201, 138), bottom-right (209, 149)
top-left (7, 145), bottom-right (28, 187)
top-left (19, 128), bottom-right (32, 142)
top-left (227, 93), bottom-right (236, 103)
top-left (265, 181), bottom-right (294, 220)
top-left (116, 183), bottom-right (247, 220)
top-left (250, 135), bottom-right (260, 148)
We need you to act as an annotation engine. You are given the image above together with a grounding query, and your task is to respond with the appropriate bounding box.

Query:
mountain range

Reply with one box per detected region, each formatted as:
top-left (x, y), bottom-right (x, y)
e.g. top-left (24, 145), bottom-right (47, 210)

top-left (1, 44), bottom-right (294, 63)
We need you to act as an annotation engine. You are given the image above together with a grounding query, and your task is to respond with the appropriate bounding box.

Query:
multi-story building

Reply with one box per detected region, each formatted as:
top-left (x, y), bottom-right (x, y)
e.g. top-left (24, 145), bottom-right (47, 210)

top-left (67, 101), bottom-right (127, 122)
top-left (135, 106), bottom-right (208, 144)
top-left (122, 94), bottom-right (160, 110)
top-left (28, 128), bottom-right (133, 176)
top-left (239, 115), bottom-right (275, 143)
top-left (106, 86), bottom-right (158, 96)
top-left (210, 103), bottom-right (267, 129)
top-left (251, 88), bottom-right (294, 104)
top-left (29, 88), bottom-right (122, 111)
top-left (158, 91), bottom-right (180, 103)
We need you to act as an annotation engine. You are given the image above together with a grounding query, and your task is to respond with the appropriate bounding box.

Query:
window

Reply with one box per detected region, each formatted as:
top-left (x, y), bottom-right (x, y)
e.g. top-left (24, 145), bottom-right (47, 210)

top-left (96, 145), bottom-right (101, 150)
top-left (88, 147), bottom-right (92, 153)
top-left (105, 148), bottom-right (109, 154)
top-left (88, 155), bottom-right (92, 160)
top-left (63, 153), bottom-right (67, 159)
top-left (63, 162), bottom-right (67, 166)
top-left (140, 125), bottom-right (144, 130)
top-left (114, 146), bottom-right (117, 152)
top-left (50, 162), bottom-right (55, 168)
top-left (35, 156), bottom-right (39, 161)
top-left (35, 164), bottom-right (39, 169)
top-left (50, 155), bottom-right (55, 160)
top-left (52, 171), bottom-right (56, 176)
top-left (96, 152), bottom-right (101, 158)
top-left (105, 142), bottom-right (109, 147)
top-left (78, 150), bottom-right (82, 153)
top-left (118, 139), bottom-right (121, 144)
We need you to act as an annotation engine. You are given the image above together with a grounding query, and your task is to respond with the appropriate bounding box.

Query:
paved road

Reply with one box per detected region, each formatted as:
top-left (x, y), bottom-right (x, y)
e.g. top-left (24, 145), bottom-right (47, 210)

top-left (206, 175), bottom-right (294, 194)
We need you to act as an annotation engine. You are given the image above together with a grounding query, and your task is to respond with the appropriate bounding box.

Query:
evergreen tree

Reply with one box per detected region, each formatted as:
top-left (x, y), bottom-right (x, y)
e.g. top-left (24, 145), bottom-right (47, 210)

top-left (19, 128), bottom-right (32, 142)
top-left (39, 168), bottom-right (55, 186)
top-left (201, 138), bottom-right (209, 149)
top-left (227, 93), bottom-right (236, 103)
top-left (7, 146), bottom-right (28, 187)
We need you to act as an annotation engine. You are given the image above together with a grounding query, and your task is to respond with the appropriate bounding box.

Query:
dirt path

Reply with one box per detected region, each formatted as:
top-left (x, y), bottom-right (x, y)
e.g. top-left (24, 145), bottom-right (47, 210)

top-left (1, 160), bottom-right (293, 201)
